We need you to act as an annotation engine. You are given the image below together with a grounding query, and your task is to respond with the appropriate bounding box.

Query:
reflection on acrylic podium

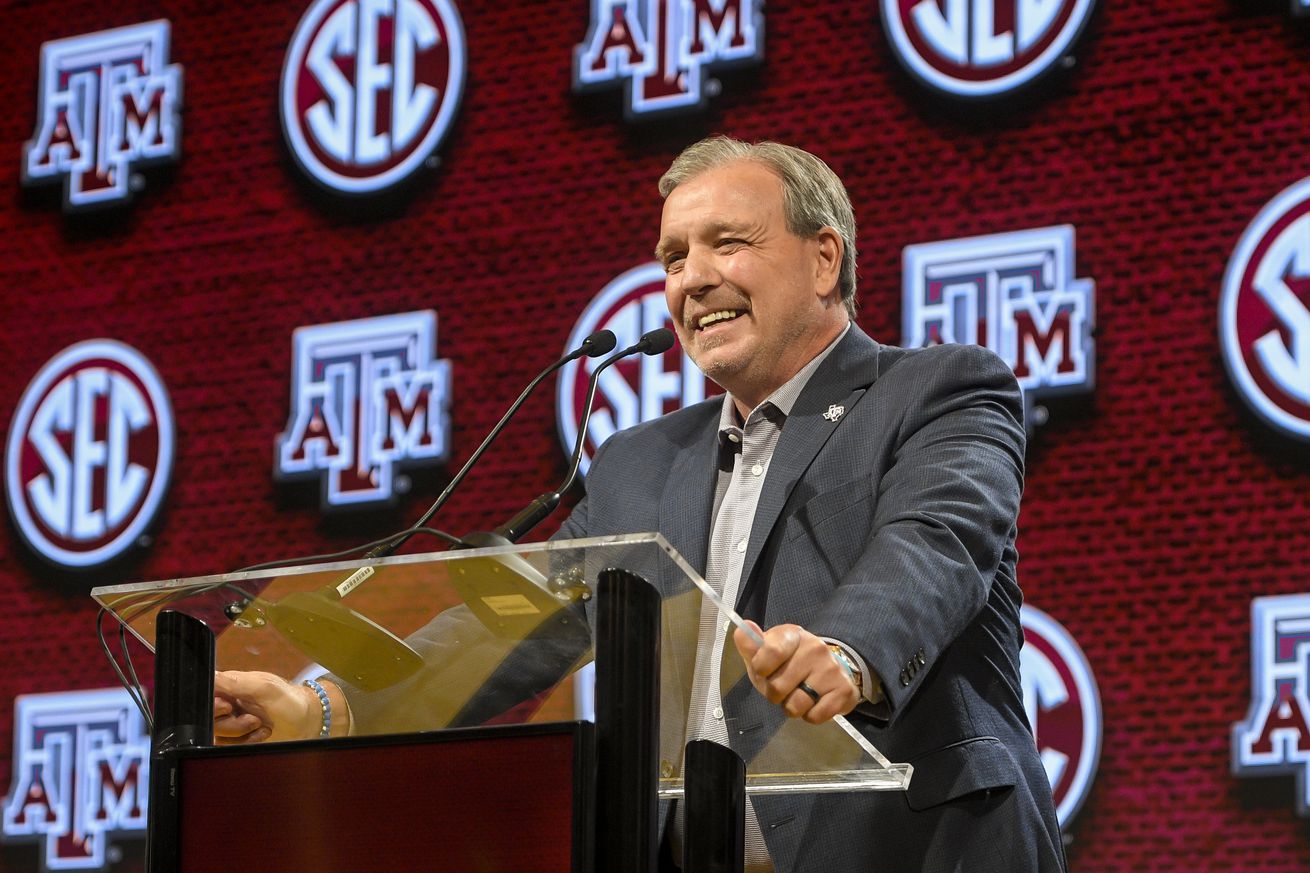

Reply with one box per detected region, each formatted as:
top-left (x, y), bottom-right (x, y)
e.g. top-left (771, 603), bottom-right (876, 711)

top-left (93, 533), bottom-right (911, 873)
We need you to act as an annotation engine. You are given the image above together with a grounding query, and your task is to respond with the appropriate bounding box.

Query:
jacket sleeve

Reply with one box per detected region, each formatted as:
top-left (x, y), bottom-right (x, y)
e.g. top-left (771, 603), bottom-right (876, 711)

top-left (805, 344), bottom-right (1026, 723)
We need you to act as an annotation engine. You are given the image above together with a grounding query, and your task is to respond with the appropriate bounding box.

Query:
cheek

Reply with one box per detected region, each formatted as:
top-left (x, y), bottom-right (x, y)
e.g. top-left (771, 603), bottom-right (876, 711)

top-left (664, 286), bottom-right (682, 320)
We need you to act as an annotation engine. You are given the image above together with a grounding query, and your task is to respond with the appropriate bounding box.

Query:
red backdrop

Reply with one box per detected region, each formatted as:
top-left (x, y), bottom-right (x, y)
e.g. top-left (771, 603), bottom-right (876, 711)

top-left (2, 1), bottom-right (1309, 870)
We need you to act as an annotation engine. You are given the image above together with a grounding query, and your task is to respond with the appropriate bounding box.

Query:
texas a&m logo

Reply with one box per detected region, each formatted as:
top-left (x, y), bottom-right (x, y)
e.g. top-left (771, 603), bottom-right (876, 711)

top-left (1220, 177), bottom-right (1310, 442)
top-left (903, 225), bottom-right (1095, 420)
top-left (558, 263), bottom-right (713, 473)
top-left (1020, 605), bottom-right (1101, 828)
top-left (573, 0), bottom-right (764, 118)
top-left (276, 311), bottom-right (452, 510)
top-left (22, 20), bottom-right (182, 211)
top-left (5, 341), bottom-right (174, 570)
top-left (1232, 593), bottom-right (1310, 814)
top-left (880, 0), bottom-right (1096, 99)
top-left (2, 689), bottom-right (150, 872)
top-left (281, 0), bottom-right (466, 194)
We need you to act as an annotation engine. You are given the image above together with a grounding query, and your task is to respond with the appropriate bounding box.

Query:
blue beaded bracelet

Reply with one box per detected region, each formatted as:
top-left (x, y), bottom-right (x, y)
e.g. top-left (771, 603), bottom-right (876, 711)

top-left (303, 679), bottom-right (331, 738)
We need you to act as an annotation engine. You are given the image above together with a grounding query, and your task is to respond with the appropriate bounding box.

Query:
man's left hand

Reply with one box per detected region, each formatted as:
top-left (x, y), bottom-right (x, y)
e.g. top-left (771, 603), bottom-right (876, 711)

top-left (733, 620), bottom-right (860, 723)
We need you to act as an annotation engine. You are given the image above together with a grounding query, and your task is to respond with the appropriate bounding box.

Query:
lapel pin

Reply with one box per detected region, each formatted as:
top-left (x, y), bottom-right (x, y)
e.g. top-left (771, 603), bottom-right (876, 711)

top-left (823, 404), bottom-right (845, 422)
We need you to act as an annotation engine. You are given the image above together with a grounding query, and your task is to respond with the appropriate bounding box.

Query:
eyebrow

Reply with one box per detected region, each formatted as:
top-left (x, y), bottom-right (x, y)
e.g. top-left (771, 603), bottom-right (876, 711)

top-left (654, 220), bottom-right (750, 263)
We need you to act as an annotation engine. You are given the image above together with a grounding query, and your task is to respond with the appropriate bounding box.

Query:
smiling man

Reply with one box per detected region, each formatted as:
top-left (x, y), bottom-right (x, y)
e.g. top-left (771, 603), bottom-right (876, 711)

top-left (213, 137), bottom-right (1065, 873)
top-left (564, 136), bottom-right (1065, 872)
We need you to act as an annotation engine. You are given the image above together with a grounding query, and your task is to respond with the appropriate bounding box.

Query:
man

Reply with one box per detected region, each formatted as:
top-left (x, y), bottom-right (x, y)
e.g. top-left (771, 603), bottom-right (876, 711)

top-left (216, 136), bottom-right (1065, 872)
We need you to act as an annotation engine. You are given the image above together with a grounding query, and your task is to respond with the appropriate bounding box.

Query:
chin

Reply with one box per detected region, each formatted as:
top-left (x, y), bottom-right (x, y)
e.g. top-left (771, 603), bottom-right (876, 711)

top-left (694, 332), bottom-right (748, 362)
top-left (696, 354), bottom-right (748, 385)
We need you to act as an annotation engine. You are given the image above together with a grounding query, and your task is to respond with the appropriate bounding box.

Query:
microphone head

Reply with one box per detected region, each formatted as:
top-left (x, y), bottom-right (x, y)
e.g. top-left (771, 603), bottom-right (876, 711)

top-left (639, 328), bottom-right (675, 355)
top-left (580, 329), bottom-right (617, 357)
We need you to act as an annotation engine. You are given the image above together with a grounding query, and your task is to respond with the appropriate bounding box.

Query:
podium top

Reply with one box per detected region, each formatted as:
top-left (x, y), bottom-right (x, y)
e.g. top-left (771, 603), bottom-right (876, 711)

top-left (93, 532), bottom-right (910, 796)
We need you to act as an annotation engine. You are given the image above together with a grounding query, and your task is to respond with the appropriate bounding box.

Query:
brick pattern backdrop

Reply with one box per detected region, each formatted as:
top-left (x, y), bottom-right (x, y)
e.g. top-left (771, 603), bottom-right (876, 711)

top-left (1, 1), bottom-right (1309, 870)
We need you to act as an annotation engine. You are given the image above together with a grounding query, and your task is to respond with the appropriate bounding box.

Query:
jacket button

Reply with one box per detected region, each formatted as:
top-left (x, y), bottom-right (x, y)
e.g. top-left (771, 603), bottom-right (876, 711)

top-left (899, 669), bottom-right (910, 687)
top-left (916, 651), bottom-right (926, 667)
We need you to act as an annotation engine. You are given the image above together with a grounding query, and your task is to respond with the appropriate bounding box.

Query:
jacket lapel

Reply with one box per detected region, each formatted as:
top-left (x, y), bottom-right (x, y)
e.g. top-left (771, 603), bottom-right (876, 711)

top-left (736, 328), bottom-right (882, 606)
top-left (657, 409), bottom-right (721, 581)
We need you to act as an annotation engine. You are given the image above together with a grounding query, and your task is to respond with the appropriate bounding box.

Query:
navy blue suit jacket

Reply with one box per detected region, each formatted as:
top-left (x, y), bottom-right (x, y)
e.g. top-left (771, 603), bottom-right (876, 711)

top-left (556, 326), bottom-right (1066, 873)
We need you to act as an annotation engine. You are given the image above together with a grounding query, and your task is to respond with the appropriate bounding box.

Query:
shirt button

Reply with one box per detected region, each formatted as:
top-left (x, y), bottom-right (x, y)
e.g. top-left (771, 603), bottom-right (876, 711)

top-left (751, 463), bottom-right (763, 476)
top-left (713, 706), bottom-right (724, 720)
top-left (727, 433), bottom-right (740, 443)
top-left (737, 539), bottom-right (747, 553)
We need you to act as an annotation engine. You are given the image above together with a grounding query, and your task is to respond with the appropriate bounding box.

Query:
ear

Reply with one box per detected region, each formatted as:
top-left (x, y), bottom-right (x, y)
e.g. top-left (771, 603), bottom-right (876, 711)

top-left (812, 227), bottom-right (844, 301)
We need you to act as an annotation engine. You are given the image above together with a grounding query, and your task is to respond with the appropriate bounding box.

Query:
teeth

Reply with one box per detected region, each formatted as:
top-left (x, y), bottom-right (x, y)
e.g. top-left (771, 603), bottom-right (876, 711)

top-left (698, 310), bottom-right (741, 329)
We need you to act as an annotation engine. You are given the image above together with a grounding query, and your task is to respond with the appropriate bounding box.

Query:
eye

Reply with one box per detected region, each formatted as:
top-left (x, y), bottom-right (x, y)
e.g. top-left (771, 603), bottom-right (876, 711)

top-left (716, 237), bottom-right (744, 250)
top-left (663, 253), bottom-right (685, 272)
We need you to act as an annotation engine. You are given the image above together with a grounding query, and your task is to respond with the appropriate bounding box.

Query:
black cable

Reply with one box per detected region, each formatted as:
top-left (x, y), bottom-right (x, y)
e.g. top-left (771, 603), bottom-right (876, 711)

top-left (233, 526), bottom-right (464, 573)
top-left (102, 585), bottom-right (182, 727)
top-left (119, 622), bottom-right (152, 734)
top-left (96, 607), bottom-right (153, 732)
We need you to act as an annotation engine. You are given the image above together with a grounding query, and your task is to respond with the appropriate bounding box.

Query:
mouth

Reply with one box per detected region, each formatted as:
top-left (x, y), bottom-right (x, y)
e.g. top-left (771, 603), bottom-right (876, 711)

top-left (694, 309), bottom-right (746, 331)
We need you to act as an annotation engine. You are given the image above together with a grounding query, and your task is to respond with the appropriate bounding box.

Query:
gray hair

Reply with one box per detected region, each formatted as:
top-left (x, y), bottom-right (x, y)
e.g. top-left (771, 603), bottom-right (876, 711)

top-left (658, 136), bottom-right (858, 317)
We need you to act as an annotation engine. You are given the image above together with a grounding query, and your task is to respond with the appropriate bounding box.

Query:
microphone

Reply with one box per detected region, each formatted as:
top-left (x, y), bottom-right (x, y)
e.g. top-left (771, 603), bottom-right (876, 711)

top-left (472, 327), bottom-right (676, 545)
top-left (366, 328), bottom-right (617, 559)
top-left (451, 327), bottom-right (675, 641)
top-left (233, 330), bottom-right (617, 691)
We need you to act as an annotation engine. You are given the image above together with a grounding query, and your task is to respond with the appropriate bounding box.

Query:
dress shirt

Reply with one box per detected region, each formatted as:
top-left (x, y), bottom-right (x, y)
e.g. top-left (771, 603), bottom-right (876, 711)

top-left (673, 325), bottom-right (867, 872)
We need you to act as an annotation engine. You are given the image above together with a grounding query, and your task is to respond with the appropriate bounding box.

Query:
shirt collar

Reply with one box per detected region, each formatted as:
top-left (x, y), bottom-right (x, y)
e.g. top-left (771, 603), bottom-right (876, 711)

top-left (716, 322), bottom-right (851, 438)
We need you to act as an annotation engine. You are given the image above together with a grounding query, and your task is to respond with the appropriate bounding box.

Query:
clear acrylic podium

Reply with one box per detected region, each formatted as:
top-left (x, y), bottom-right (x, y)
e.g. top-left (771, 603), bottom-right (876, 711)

top-left (93, 533), bottom-right (912, 872)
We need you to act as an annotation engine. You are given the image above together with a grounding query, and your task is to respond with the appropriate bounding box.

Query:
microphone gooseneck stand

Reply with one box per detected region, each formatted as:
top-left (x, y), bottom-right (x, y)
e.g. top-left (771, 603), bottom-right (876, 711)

top-left (465, 326), bottom-right (676, 547)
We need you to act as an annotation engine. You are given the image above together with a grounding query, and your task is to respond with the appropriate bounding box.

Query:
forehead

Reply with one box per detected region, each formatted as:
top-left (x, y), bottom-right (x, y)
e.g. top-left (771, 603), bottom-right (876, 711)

top-left (658, 160), bottom-right (786, 238)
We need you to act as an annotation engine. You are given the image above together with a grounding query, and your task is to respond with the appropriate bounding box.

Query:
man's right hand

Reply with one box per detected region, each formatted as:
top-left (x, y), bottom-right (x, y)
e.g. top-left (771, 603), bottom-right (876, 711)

top-left (213, 671), bottom-right (326, 744)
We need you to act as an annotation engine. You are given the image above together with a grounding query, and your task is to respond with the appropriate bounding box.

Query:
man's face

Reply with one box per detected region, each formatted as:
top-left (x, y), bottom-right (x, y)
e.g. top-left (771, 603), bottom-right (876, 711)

top-left (656, 160), bottom-right (845, 410)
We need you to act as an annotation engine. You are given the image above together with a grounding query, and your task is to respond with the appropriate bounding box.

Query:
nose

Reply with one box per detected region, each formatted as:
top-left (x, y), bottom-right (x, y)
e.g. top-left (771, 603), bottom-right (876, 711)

top-left (676, 245), bottom-right (717, 299)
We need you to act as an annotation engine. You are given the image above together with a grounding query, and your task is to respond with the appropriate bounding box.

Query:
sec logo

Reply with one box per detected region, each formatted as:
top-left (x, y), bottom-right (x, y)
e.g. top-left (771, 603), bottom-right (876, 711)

top-left (1220, 177), bottom-right (1310, 441)
top-left (281, 0), bottom-right (466, 194)
top-left (557, 263), bottom-right (716, 474)
top-left (881, 0), bottom-right (1096, 99)
top-left (4, 341), bottom-right (174, 569)
top-left (1020, 604), bottom-right (1102, 828)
